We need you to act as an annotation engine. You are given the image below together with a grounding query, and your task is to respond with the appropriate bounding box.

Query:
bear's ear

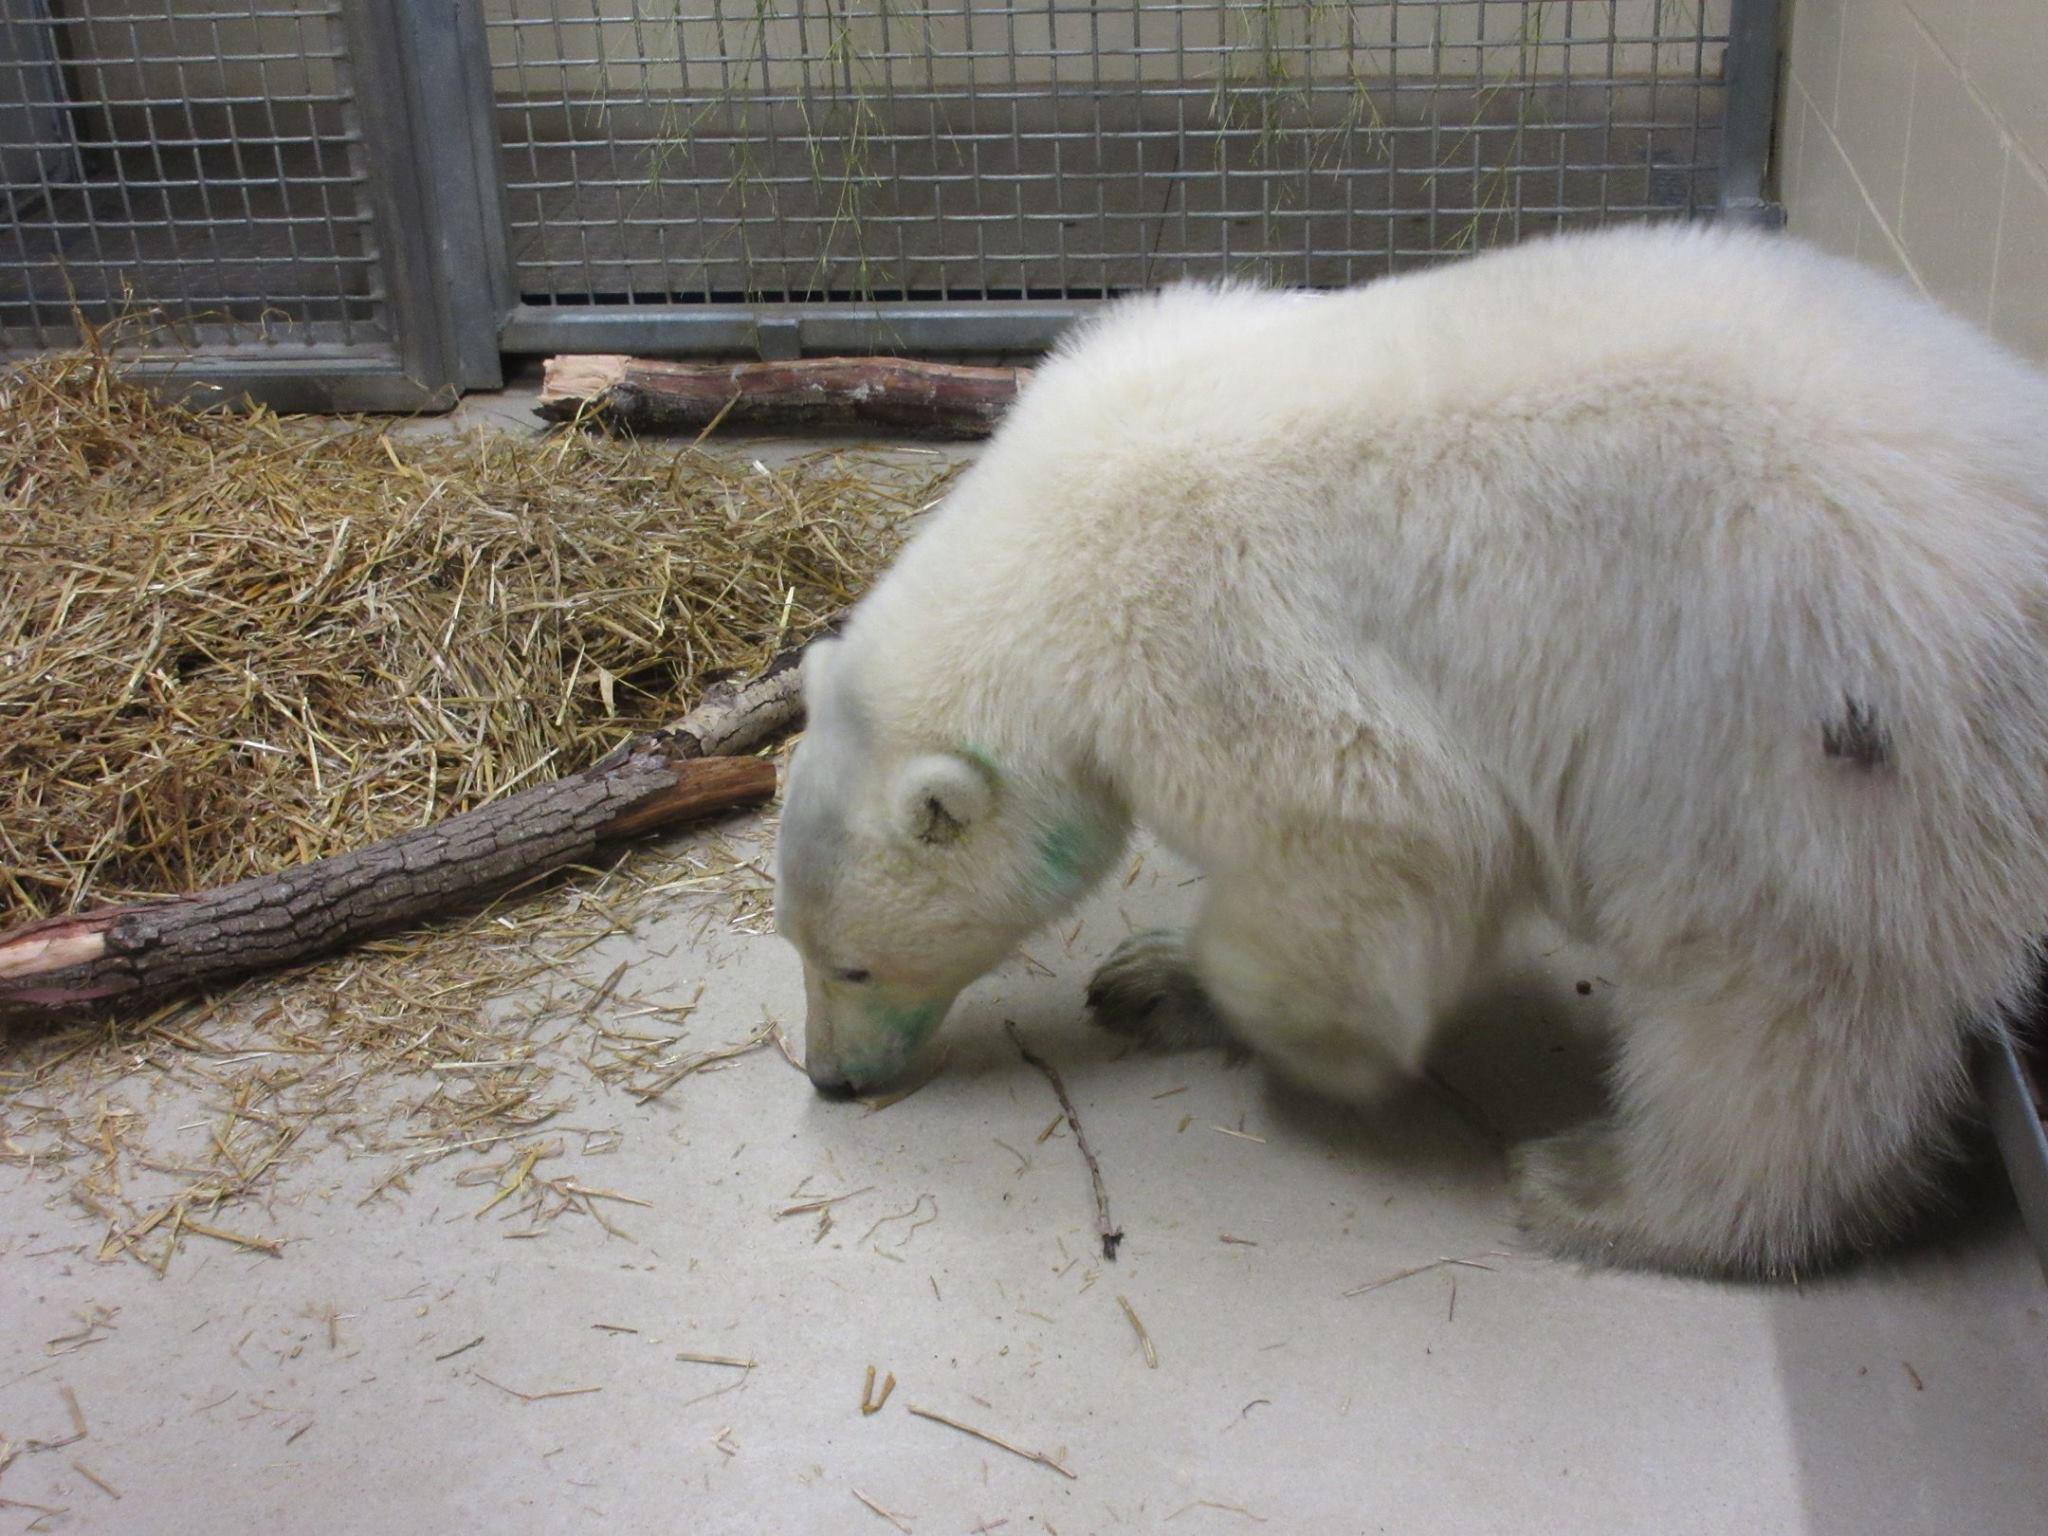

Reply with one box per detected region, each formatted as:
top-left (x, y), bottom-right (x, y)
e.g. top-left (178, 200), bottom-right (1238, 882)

top-left (890, 754), bottom-right (994, 847)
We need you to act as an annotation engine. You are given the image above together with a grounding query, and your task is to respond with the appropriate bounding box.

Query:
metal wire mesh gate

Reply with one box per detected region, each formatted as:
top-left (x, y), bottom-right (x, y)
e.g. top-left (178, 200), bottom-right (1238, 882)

top-left (0, 0), bottom-right (501, 408)
top-left (1, 2), bottom-right (1780, 407)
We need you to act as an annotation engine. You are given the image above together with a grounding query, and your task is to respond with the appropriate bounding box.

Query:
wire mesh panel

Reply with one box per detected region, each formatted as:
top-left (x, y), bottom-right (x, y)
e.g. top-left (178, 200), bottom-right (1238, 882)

top-left (0, 1), bottom-right (397, 359)
top-left (0, 3), bottom-right (1768, 390)
top-left (486, 0), bottom-right (1735, 322)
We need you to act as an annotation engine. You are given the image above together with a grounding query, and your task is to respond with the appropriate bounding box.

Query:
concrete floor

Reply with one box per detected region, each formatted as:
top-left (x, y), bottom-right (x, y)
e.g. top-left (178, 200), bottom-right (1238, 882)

top-left (3, 412), bottom-right (2045, 1535)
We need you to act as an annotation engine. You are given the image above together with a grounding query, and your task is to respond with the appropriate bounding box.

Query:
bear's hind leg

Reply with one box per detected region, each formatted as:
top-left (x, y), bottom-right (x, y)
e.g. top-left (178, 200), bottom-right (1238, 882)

top-left (1512, 976), bottom-right (1973, 1277)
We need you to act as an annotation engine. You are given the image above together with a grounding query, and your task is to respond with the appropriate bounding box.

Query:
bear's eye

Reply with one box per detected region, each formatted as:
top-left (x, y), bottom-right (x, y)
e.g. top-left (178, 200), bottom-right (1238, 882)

top-left (836, 967), bottom-right (872, 984)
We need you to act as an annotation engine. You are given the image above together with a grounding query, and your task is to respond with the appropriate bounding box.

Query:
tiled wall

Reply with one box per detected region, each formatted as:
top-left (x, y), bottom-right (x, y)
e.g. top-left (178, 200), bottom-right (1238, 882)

top-left (1780, 0), bottom-right (2048, 364)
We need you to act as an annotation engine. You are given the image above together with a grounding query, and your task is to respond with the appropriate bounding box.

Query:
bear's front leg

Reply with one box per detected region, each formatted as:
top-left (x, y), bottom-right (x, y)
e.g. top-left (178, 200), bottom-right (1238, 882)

top-left (1086, 929), bottom-right (1247, 1059)
top-left (1093, 865), bottom-right (1497, 1104)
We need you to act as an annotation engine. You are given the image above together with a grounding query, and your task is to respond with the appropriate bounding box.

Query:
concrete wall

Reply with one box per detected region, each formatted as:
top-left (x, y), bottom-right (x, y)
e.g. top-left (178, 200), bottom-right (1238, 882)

top-left (1780, 0), bottom-right (2048, 365)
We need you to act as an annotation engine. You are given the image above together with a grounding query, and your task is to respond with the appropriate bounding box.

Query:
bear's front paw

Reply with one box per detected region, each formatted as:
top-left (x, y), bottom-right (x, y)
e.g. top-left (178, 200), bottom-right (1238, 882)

top-left (1084, 930), bottom-right (1245, 1059)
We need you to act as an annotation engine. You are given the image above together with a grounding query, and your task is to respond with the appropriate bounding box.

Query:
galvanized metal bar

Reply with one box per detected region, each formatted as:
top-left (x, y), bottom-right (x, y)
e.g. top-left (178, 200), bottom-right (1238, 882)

top-left (393, 0), bottom-right (514, 390)
top-left (333, 0), bottom-right (461, 404)
top-left (1981, 1031), bottom-right (2048, 1282)
top-left (1718, 0), bottom-right (1784, 226)
top-left (501, 298), bottom-right (1090, 356)
top-left (127, 351), bottom-right (464, 413)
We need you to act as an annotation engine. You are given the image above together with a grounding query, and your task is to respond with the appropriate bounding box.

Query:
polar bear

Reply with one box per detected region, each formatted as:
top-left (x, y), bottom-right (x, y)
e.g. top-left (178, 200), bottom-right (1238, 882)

top-left (772, 224), bottom-right (2048, 1278)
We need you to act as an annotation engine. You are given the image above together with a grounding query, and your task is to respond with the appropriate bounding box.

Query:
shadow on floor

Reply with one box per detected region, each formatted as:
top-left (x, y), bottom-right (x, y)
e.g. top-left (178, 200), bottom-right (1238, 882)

top-left (935, 962), bottom-right (1618, 1199)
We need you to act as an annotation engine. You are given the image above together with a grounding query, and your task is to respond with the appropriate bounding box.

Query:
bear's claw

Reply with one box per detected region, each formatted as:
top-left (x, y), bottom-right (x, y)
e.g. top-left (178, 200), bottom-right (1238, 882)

top-left (1084, 930), bottom-right (1246, 1060)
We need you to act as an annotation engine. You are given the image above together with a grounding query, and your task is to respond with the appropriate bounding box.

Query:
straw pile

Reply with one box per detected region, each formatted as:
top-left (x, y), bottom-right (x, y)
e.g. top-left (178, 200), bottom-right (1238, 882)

top-left (0, 326), bottom-right (953, 1266)
top-left (0, 326), bottom-right (946, 923)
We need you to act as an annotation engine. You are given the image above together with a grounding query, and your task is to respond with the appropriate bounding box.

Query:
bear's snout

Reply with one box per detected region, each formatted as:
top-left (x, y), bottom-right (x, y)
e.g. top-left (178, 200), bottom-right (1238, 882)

top-left (806, 1061), bottom-right (859, 1099)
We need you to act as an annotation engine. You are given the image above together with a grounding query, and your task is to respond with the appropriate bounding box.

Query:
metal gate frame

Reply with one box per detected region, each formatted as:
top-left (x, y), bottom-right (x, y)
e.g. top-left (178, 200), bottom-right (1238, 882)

top-left (483, 0), bottom-right (1787, 365)
top-left (93, 0), bottom-right (512, 413)
top-left (35, 0), bottom-right (1786, 407)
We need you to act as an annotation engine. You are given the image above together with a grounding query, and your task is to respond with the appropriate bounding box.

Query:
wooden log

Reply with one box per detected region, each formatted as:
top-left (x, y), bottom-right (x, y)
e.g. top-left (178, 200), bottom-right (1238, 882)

top-left (650, 637), bottom-right (812, 760)
top-left (535, 355), bottom-right (1029, 439)
top-left (0, 634), bottom-right (832, 1019)
top-left (0, 751), bottom-right (774, 1015)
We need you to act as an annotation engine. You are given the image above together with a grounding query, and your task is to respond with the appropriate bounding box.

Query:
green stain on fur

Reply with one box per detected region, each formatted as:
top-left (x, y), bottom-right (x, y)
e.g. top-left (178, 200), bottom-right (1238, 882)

top-left (869, 998), bottom-right (942, 1040)
top-left (1038, 822), bottom-right (1091, 888)
top-left (843, 997), bottom-right (944, 1082)
top-left (960, 744), bottom-right (1000, 779)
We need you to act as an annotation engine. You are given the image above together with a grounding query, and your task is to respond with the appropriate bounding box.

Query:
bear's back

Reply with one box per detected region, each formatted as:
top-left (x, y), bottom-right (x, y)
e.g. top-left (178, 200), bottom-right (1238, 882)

top-left (1018, 226), bottom-right (2044, 492)
top-left (920, 227), bottom-right (2048, 1006)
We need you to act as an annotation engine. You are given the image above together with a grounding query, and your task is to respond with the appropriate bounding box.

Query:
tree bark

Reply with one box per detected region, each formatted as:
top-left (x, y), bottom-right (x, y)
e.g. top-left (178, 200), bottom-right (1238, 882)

top-left (0, 751), bottom-right (776, 1016)
top-left (535, 355), bottom-right (1029, 439)
top-left (649, 638), bottom-right (811, 759)
top-left (0, 628), bottom-right (843, 1019)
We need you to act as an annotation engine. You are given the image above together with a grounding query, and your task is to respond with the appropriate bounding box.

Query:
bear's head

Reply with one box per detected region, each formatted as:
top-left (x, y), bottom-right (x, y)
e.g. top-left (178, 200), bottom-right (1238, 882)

top-left (774, 636), bottom-right (1124, 1096)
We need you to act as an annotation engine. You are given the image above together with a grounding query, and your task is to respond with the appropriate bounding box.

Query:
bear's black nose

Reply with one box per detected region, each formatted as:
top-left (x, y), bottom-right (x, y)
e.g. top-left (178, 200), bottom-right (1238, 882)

top-left (808, 1068), bottom-right (859, 1101)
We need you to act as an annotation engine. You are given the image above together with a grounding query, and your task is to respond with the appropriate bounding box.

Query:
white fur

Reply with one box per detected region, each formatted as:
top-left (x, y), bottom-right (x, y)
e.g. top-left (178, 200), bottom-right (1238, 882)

top-left (774, 225), bottom-right (2048, 1275)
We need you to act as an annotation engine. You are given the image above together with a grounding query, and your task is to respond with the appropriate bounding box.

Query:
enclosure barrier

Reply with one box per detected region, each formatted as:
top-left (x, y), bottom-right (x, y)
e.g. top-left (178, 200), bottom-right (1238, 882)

top-left (0, 2), bottom-right (1779, 409)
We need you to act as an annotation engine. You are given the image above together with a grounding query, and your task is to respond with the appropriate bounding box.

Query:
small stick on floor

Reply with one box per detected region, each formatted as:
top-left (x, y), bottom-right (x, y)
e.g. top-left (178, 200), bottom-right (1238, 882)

top-left (859, 1366), bottom-right (897, 1415)
top-left (853, 1488), bottom-right (915, 1533)
top-left (1342, 1252), bottom-right (1505, 1299)
top-left (472, 1373), bottom-right (603, 1403)
top-left (905, 1403), bottom-right (1076, 1479)
top-left (71, 1462), bottom-right (120, 1500)
top-left (1005, 1020), bottom-right (1122, 1261)
top-left (1117, 1294), bottom-right (1158, 1368)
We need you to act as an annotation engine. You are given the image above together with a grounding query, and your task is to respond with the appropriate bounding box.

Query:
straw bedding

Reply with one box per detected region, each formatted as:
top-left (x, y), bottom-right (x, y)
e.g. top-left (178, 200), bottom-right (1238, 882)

top-left (0, 329), bottom-right (945, 924)
top-left (0, 329), bottom-right (951, 1260)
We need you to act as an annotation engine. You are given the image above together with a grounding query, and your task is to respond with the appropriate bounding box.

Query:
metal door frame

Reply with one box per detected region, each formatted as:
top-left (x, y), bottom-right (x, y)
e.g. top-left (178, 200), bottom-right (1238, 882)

top-left (114, 0), bottom-right (507, 413)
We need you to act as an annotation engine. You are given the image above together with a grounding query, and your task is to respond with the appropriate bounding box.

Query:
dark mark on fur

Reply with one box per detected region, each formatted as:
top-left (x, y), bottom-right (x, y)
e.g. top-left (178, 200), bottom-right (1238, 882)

top-left (919, 795), bottom-right (964, 844)
top-left (1822, 695), bottom-right (1892, 769)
